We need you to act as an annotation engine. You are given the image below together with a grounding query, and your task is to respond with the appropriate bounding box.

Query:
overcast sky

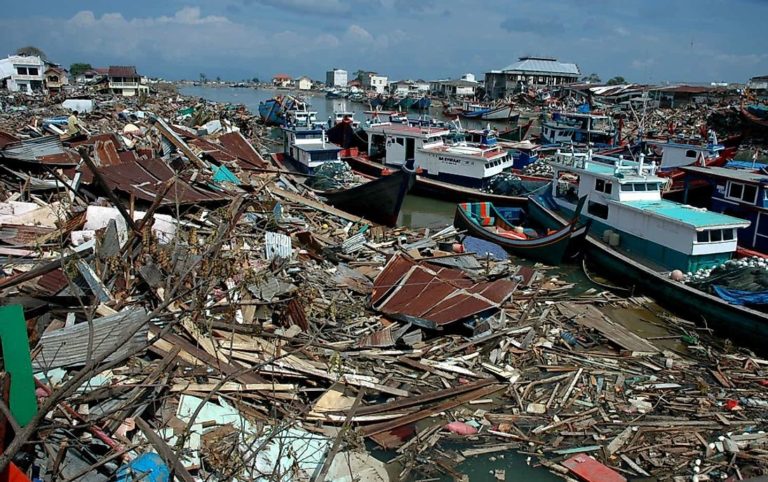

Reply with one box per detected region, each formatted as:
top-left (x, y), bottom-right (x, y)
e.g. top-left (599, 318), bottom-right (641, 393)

top-left (2, 0), bottom-right (766, 83)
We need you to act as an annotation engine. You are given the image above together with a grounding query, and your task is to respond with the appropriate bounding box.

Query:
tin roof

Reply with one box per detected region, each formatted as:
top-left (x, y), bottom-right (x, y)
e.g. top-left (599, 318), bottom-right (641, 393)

top-left (499, 56), bottom-right (580, 76)
top-left (619, 199), bottom-right (750, 229)
top-left (680, 165), bottom-right (768, 185)
top-left (92, 157), bottom-right (229, 205)
top-left (371, 254), bottom-right (516, 329)
top-left (108, 66), bottom-right (139, 78)
top-left (1, 136), bottom-right (80, 166)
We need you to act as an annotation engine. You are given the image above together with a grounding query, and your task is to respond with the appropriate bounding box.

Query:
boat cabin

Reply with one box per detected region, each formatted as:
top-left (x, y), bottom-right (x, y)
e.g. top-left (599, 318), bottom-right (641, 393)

top-left (541, 112), bottom-right (616, 146)
top-left (646, 135), bottom-right (725, 171)
top-left (680, 165), bottom-right (768, 253)
top-left (549, 151), bottom-right (749, 272)
top-left (364, 123), bottom-right (513, 188)
top-left (281, 125), bottom-right (341, 174)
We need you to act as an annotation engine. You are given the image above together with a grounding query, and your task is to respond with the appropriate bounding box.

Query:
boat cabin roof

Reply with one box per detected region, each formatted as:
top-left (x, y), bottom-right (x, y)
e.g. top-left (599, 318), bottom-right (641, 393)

top-left (294, 141), bottom-right (341, 154)
top-left (551, 152), bottom-right (665, 183)
top-left (646, 139), bottom-right (723, 152)
top-left (365, 123), bottom-right (449, 139)
top-left (680, 165), bottom-right (768, 186)
top-left (425, 144), bottom-right (507, 159)
top-left (620, 199), bottom-right (750, 230)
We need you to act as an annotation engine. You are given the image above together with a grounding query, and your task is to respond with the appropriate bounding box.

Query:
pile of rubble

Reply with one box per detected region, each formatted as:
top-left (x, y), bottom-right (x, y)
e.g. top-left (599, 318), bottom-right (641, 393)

top-left (0, 88), bottom-right (766, 482)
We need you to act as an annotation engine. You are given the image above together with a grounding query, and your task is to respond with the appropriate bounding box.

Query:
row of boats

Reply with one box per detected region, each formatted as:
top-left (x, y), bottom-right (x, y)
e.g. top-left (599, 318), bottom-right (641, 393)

top-left (267, 96), bottom-right (768, 348)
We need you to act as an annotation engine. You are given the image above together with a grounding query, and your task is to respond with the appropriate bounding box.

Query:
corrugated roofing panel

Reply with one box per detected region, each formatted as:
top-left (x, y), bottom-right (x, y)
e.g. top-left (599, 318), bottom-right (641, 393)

top-left (1, 136), bottom-right (78, 165)
top-left (372, 253), bottom-right (513, 327)
top-left (218, 131), bottom-right (267, 169)
top-left (501, 58), bottom-right (580, 75)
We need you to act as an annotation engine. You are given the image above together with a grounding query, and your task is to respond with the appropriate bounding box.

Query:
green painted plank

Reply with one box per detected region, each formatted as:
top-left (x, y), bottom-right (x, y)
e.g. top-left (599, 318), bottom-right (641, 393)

top-left (0, 305), bottom-right (36, 426)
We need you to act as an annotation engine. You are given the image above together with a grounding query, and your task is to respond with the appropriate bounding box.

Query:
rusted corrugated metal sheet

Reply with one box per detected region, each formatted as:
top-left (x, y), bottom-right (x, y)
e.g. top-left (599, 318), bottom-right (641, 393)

top-left (0, 225), bottom-right (56, 245)
top-left (95, 158), bottom-right (228, 205)
top-left (371, 254), bottom-right (517, 329)
top-left (562, 454), bottom-right (626, 482)
top-left (94, 139), bottom-right (122, 166)
top-left (0, 130), bottom-right (19, 149)
top-left (218, 131), bottom-right (266, 169)
top-left (69, 133), bottom-right (123, 149)
top-left (36, 268), bottom-right (70, 295)
top-left (1, 136), bottom-right (79, 166)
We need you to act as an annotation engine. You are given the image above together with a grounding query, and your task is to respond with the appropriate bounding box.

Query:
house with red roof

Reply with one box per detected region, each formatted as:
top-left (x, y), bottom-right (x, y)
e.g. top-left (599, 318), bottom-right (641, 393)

top-left (272, 73), bottom-right (293, 88)
top-left (104, 66), bottom-right (148, 97)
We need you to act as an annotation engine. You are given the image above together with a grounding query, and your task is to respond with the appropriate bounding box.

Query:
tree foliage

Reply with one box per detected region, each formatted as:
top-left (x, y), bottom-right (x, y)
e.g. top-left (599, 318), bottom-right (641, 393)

top-left (581, 73), bottom-right (601, 83)
top-left (15, 46), bottom-right (47, 60)
top-left (606, 76), bottom-right (627, 85)
top-left (69, 63), bottom-right (92, 76)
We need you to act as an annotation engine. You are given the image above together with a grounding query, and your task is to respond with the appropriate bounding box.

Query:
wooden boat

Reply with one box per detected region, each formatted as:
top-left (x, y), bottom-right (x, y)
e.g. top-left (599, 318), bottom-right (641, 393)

top-left (453, 198), bottom-right (589, 265)
top-left (271, 152), bottom-right (415, 227)
top-left (527, 149), bottom-right (768, 350)
top-left (319, 166), bottom-right (415, 227)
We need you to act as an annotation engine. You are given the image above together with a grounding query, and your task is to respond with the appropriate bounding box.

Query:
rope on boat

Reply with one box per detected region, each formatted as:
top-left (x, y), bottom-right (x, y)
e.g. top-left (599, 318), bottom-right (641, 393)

top-left (581, 257), bottom-right (631, 293)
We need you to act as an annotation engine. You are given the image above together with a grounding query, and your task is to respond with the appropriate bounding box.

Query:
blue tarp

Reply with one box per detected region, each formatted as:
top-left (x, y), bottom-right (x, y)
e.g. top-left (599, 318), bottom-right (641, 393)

top-left (713, 285), bottom-right (768, 305)
top-left (577, 103), bottom-right (591, 113)
top-left (724, 160), bottom-right (768, 170)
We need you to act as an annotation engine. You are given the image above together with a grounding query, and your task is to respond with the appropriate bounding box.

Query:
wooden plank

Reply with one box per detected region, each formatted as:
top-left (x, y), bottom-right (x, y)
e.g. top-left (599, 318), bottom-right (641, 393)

top-left (271, 187), bottom-right (373, 225)
top-left (170, 382), bottom-right (296, 392)
top-left (560, 302), bottom-right (658, 355)
top-left (135, 417), bottom-right (196, 482)
top-left (606, 426), bottom-right (635, 456)
top-left (359, 384), bottom-right (505, 437)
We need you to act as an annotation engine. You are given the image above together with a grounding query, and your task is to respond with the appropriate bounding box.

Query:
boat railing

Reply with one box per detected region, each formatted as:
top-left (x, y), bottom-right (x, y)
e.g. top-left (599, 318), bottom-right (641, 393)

top-left (554, 150), bottom-right (659, 177)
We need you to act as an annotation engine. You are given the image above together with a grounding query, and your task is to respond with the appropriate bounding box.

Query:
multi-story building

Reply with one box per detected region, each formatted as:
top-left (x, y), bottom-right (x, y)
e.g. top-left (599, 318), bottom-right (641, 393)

top-left (106, 66), bottom-right (148, 97)
top-left (325, 68), bottom-right (347, 87)
top-left (0, 55), bottom-right (45, 93)
top-left (44, 66), bottom-right (69, 93)
top-left (297, 76), bottom-right (313, 90)
top-left (485, 56), bottom-right (580, 99)
top-left (362, 73), bottom-right (387, 94)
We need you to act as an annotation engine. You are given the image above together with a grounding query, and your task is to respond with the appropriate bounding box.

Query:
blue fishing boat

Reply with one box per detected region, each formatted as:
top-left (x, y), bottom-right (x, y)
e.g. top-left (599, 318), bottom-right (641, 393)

top-left (527, 149), bottom-right (768, 349)
top-left (680, 165), bottom-right (768, 254)
top-left (258, 95), bottom-right (307, 126)
top-left (412, 96), bottom-right (431, 111)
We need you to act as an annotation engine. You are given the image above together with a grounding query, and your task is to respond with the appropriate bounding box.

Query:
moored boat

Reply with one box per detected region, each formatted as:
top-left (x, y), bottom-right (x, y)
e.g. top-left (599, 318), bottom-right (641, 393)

top-left (527, 149), bottom-right (768, 348)
top-left (453, 199), bottom-right (590, 265)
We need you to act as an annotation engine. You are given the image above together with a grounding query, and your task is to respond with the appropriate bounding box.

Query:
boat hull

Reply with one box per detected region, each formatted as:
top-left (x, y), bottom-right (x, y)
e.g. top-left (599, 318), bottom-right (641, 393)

top-left (320, 168), bottom-right (416, 227)
top-left (453, 202), bottom-right (587, 265)
top-left (527, 192), bottom-right (768, 349)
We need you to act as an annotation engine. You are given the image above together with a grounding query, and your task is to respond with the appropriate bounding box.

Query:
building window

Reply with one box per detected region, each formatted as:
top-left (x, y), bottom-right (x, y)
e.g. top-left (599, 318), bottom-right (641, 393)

top-left (16, 67), bottom-right (27, 75)
top-left (28, 67), bottom-right (38, 76)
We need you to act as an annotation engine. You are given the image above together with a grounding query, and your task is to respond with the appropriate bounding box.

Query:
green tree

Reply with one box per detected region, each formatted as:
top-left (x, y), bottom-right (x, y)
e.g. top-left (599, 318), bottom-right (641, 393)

top-left (199, 73), bottom-right (207, 84)
top-left (69, 63), bottom-right (92, 77)
top-left (606, 76), bottom-right (627, 85)
top-left (251, 77), bottom-right (260, 84)
top-left (216, 76), bottom-right (221, 83)
top-left (581, 73), bottom-right (601, 83)
top-left (15, 46), bottom-right (47, 60)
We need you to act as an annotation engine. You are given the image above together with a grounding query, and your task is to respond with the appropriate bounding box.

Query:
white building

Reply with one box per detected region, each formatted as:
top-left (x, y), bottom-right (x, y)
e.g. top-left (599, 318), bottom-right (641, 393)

top-left (485, 56), bottom-right (580, 99)
top-left (461, 73), bottom-right (476, 82)
top-left (105, 66), bottom-right (149, 97)
top-left (363, 74), bottom-right (388, 94)
top-left (326, 68), bottom-right (347, 87)
top-left (0, 55), bottom-right (45, 93)
top-left (297, 76), bottom-right (313, 91)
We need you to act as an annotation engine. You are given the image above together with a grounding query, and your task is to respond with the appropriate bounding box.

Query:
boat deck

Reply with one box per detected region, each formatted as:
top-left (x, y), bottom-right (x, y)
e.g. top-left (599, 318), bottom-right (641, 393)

top-left (619, 199), bottom-right (750, 229)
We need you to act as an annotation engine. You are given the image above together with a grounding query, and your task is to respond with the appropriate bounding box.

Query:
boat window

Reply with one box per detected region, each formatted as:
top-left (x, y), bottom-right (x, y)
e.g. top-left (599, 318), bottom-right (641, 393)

top-left (723, 229), bottom-right (734, 241)
top-left (395, 137), bottom-right (404, 146)
top-left (743, 184), bottom-right (758, 204)
top-left (595, 179), bottom-right (612, 193)
top-left (587, 201), bottom-right (608, 219)
top-left (633, 183), bottom-right (647, 191)
top-left (686, 150), bottom-right (697, 158)
top-left (647, 183), bottom-right (660, 191)
top-left (728, 182), bottom-right (743, 199)
top-left (621, 184), bottom-right (633, 192)
top-left (697, 231), bottom-right (708, 243)
top-left (710, 229), bottom-right (722, 242)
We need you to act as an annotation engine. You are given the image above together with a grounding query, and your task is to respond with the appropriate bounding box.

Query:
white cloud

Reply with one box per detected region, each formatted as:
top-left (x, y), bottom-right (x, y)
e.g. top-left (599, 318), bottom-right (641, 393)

top-left (344, 25), bottom-right (374, 43)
